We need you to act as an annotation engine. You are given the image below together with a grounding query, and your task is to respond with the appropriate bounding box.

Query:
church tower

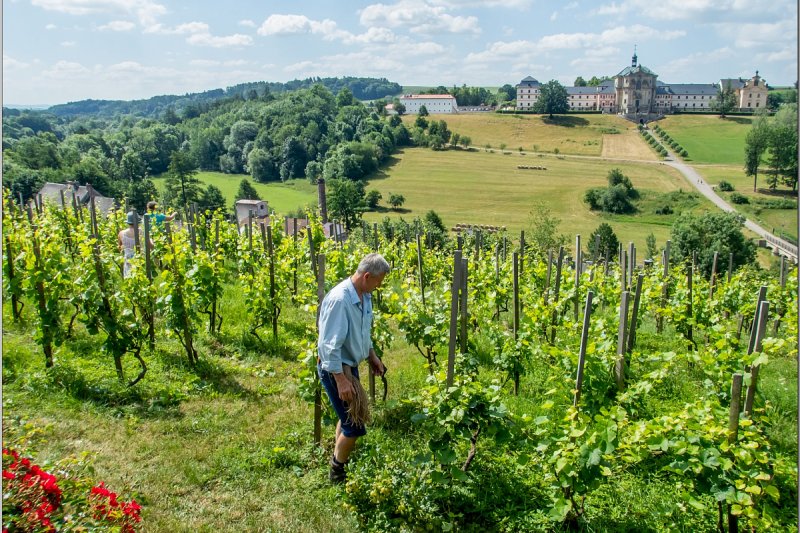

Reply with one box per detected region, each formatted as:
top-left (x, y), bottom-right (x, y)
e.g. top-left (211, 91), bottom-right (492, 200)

top-left (614, 46), bottom-right (658, 116)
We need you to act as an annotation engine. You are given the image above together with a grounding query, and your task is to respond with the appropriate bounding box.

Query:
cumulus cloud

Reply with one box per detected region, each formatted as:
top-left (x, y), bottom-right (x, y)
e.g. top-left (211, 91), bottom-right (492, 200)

top-left (45, 23), bottom-right (57, 29)
top-left (186, 32), bottom-right (253, 48)
top-left (595, 0), bottom-right (793, 20)
top-left (239, 19), bottom-right (256, 28)
top-left (3, 54), bottom-right (30, 71)
top-left (98, 20), bottom-right (135, 31)
top-left (31, 0), bottom-right (167, 26)
top-left (359, 1), bottom-right (481, 34)
top-left (257, 14), bottom-right (338, 38)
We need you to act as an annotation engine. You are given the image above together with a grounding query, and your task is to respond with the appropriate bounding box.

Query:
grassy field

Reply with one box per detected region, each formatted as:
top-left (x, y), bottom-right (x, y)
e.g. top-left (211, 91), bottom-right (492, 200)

top-left (403, 113), bottom-right (632, 156)
top-left (692, 164), bottom-right (798, 239)
top-left (658, 114), bottom-right (752, 165)
top-left (363, 147), bottom-right (714, 251)
top-left (151, 172), bottom-right (318, 214)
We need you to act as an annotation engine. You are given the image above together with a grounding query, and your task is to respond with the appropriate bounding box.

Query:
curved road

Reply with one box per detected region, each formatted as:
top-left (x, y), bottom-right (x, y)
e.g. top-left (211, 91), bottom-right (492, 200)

top-left (500, 143), bottom-right (798, 262)
top-left (662, 153), bottom-right (798, 262)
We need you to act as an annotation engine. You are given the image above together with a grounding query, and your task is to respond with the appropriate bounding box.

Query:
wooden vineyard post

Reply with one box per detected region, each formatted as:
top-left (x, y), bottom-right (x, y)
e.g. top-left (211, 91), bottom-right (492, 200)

top-left (446, 250), bottom-right (463, 388)
top-left (593, 234), bottom-right (601, 263)
top-left (143, 216), bottom-right (155, 350)
top-left (620, 250), bottom-right (627, 293)
top-left (574, 290), bottom-right (594, 408)
top-left (744, 301), bottom-right (770, 418)
top-left (614, 290), bottom-right (630, 391)
top-left (266, 224), bottom-right (278, 339)
top-left (728, 373), bottom-right (744, 443)
top-left (747, 286), bottom-right (768, 355)
top-left (5, 235), bottom-right (22, 321)
top-left (373, 223), bottom-right (378, 252)
top-left (512, 251), bottom-right (521, 394)
top-left (727, 371), bottom-right (745, 532)
top-left (628, 241), bottom-right (635, 289)
top-left (314, 254), bottom-right (326, 446)
top-left (292, 218), bottom-right (299, 298)
top-left (494, 244), bottom-right (501, 320)
top-left (459, 257), bottom-right (468, 355)
top-left (574, 235), bottom-right (581, 321)
top-left (627, 274), bottom-right (644, 353)
top-left (727, 252), bottom-right (734, 282)
top-left (709, 251), bottom-right (719, 298)
top-left (165, 222), bottom-right (197, 366)
top-left (604, 248), bottom-right (610, 277)
top-left (773, 257), bottom-right (787, 335)
top-left (416, 233), bottom-right (426, 307)
top-left (657, 240), bottom-right (670, 333)
top-left (543, 249), bottom-right (553, 305)
top-left (686, 259), bottom-right (694, 351)
top-left (89, 194), bottom-right (99, 237)
top-left (31, 230), bottom-right (54, 368)
top-left (308, 226), bottom-right (318, 280)
top-left (549, 246), bottom-right (564, 345)
top-left (519, 230), bottom-right (525, 278)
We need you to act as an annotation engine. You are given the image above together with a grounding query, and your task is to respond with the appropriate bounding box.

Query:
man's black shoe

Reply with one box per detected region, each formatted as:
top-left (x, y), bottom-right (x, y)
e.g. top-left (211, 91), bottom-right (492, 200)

top-left (329, 455), bottom-right (346, 484)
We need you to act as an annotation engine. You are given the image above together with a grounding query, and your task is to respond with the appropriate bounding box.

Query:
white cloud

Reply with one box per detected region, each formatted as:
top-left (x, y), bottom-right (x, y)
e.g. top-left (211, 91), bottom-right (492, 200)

top-left (186, 32), bottom-right (253, 48)
top-left (341, 26), bottom-right (397, 45)
top-left (3, 54), bottom-right (30, 71)
top-left (98, 20), bottom-right (135, 31)
top-left (430, 0), bottom-right (533, 8)
top-left (60, 40), bottom-right (77, 46)
top-left (359, 1), bottom-right (481, 34)
top-left (755, 46), bottom-right (797, 63)
top-left (595, 0), bottom-right (793, 20)
top-left (45, 23), bottom-right (57, 30)
top-left (145, 21), bottom-right (209, 34)
top-left (31, 0), bottom-right (167, 26)
top-left (41, 59), bottom-right (92, 78)
top-left (550, 11), bottom-right (557, 21)
top-left (658, 47), bottom-right (734, 80)
top-left (257, 14), bottom-right (338, 37)
top-left (239, 19), bottom-right (256, 28)
top-left (713, 20), bottom-right (797, 49)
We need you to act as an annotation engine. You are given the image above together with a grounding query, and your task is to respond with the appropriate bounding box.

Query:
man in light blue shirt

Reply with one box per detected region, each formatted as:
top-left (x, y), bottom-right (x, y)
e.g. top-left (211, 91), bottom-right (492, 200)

top-left (317, 253), bottom-right (389, 483)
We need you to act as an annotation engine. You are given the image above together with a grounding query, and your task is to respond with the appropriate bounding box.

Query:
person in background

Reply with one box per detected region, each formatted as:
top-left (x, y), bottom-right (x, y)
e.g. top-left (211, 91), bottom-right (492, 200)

top-left (317, 253), bottom-right (389, 483)
top-left (146, 201), bottom-right (176, 225)
top-left (118, 211), bottom-right (139, 278)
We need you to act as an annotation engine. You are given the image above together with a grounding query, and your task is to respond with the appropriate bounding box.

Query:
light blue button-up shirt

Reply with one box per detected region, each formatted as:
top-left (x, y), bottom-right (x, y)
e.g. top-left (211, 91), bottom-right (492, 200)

top-left (317, 277), bottom-right (374, 374)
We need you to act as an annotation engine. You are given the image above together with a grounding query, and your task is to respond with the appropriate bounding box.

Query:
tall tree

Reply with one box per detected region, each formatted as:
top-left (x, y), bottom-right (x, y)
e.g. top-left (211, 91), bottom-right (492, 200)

top-left (533, 80), bottom-right (569, 118)
top-left (198, 184), bottom-right (226, 214)
top-left (235, 178), bottom-right (261, 201)
top-left (712, 81), bottom-right (737, 118)
top-left (525, 201), bottom-right (567, 257)
top-left (574, 76), bottom-right (587, 87)
top-left (327, 178), bottom-right (365, 229)
top-left (767, 103), bottom-right (798, 190)
top-left (164, 150), bottom-right (200, 210)
top-left (744, 110), bottom-right (771, 192)
top-left (588, 223), bottom-right (620, 262)
top-left (671, 212), bottom-right (756, 278)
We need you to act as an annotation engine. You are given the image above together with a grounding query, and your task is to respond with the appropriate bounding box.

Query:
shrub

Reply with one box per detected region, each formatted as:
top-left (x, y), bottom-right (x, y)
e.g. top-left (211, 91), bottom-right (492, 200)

top-left (730, 192), bottom-right (749, 204)
top-left (680, 149), bottom-right (688, 157)
top-left (718, 180), bottom-right (735, 192)
top-left (655, 205), bottom-right (674, 215)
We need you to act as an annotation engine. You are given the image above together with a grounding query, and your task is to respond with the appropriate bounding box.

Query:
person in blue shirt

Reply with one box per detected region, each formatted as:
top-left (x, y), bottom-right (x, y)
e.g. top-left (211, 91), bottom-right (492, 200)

top-left (317, 253), bottom-right (389, 483)
top-left (146, 201), bottom-right (176, 225)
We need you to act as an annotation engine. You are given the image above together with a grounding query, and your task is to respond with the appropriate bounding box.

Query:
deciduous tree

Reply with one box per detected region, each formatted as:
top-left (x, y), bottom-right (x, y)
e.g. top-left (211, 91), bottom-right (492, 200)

top-left (533, 80), bottom-right (569, 118)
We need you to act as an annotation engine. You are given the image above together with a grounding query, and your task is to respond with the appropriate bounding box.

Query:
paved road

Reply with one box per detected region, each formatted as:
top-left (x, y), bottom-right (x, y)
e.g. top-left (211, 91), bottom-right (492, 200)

top-left (662, 153), bottom-right (798, 261)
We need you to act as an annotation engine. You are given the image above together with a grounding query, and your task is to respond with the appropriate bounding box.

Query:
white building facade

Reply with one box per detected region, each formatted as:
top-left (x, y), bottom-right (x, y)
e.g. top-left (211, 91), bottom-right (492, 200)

top-left (399, 94), bottom-right (457, 114)
top-left (516, 52), bottom-right (770, 115)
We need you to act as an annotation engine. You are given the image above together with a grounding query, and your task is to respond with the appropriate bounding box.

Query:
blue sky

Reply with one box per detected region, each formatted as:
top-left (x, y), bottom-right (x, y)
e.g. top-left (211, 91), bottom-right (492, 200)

top-left (3, 0), bottom-right (797, 106)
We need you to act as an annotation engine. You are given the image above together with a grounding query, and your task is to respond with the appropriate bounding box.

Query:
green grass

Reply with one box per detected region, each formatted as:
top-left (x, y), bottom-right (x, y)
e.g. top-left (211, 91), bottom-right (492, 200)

top-left (364, 148), bottom-right (715, 251)
top-left (151, 172), bottom-right (317, 214)
top-left (692, 165), bottom-right (797, 239)
top-left (403, 113), bottom-right (635, 156)
top-left (659, 115), bottom-right (753, 165)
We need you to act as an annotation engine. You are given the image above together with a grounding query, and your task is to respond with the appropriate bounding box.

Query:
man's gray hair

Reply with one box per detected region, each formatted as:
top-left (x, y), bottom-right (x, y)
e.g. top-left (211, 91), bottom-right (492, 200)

top-left (356, 253), bottom-right (390, 276)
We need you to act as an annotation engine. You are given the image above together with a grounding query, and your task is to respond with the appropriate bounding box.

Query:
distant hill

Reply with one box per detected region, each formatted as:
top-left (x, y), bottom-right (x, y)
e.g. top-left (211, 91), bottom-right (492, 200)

top-left (43, 77), bottom-right (402, 118)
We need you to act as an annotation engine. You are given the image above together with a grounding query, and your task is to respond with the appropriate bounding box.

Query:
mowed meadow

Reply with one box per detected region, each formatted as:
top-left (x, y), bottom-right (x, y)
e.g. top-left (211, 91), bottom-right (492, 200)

top-left (362, 147), bottom-right (707, 248)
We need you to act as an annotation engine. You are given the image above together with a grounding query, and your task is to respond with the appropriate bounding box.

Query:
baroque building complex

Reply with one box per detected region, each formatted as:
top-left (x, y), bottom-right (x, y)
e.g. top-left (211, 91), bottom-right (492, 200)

top-left (516, 51), bottom-right (769, 117)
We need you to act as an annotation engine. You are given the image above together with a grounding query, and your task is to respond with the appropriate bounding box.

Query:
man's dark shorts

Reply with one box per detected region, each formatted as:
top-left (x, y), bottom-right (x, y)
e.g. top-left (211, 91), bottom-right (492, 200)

top-left (318, 364), bottom-right (367, 438)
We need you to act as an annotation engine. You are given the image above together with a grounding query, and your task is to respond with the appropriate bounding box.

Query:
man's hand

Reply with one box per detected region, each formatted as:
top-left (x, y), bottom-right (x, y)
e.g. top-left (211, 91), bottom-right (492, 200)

top-left (332, 372), bottom-right (355, 402)
top-left (368, 353), bottom-right (386, 377)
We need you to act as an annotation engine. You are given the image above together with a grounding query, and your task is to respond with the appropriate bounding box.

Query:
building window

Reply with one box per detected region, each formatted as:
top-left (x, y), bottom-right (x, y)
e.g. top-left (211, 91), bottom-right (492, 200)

top-left (756, 102), bottom-right (759, 107)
